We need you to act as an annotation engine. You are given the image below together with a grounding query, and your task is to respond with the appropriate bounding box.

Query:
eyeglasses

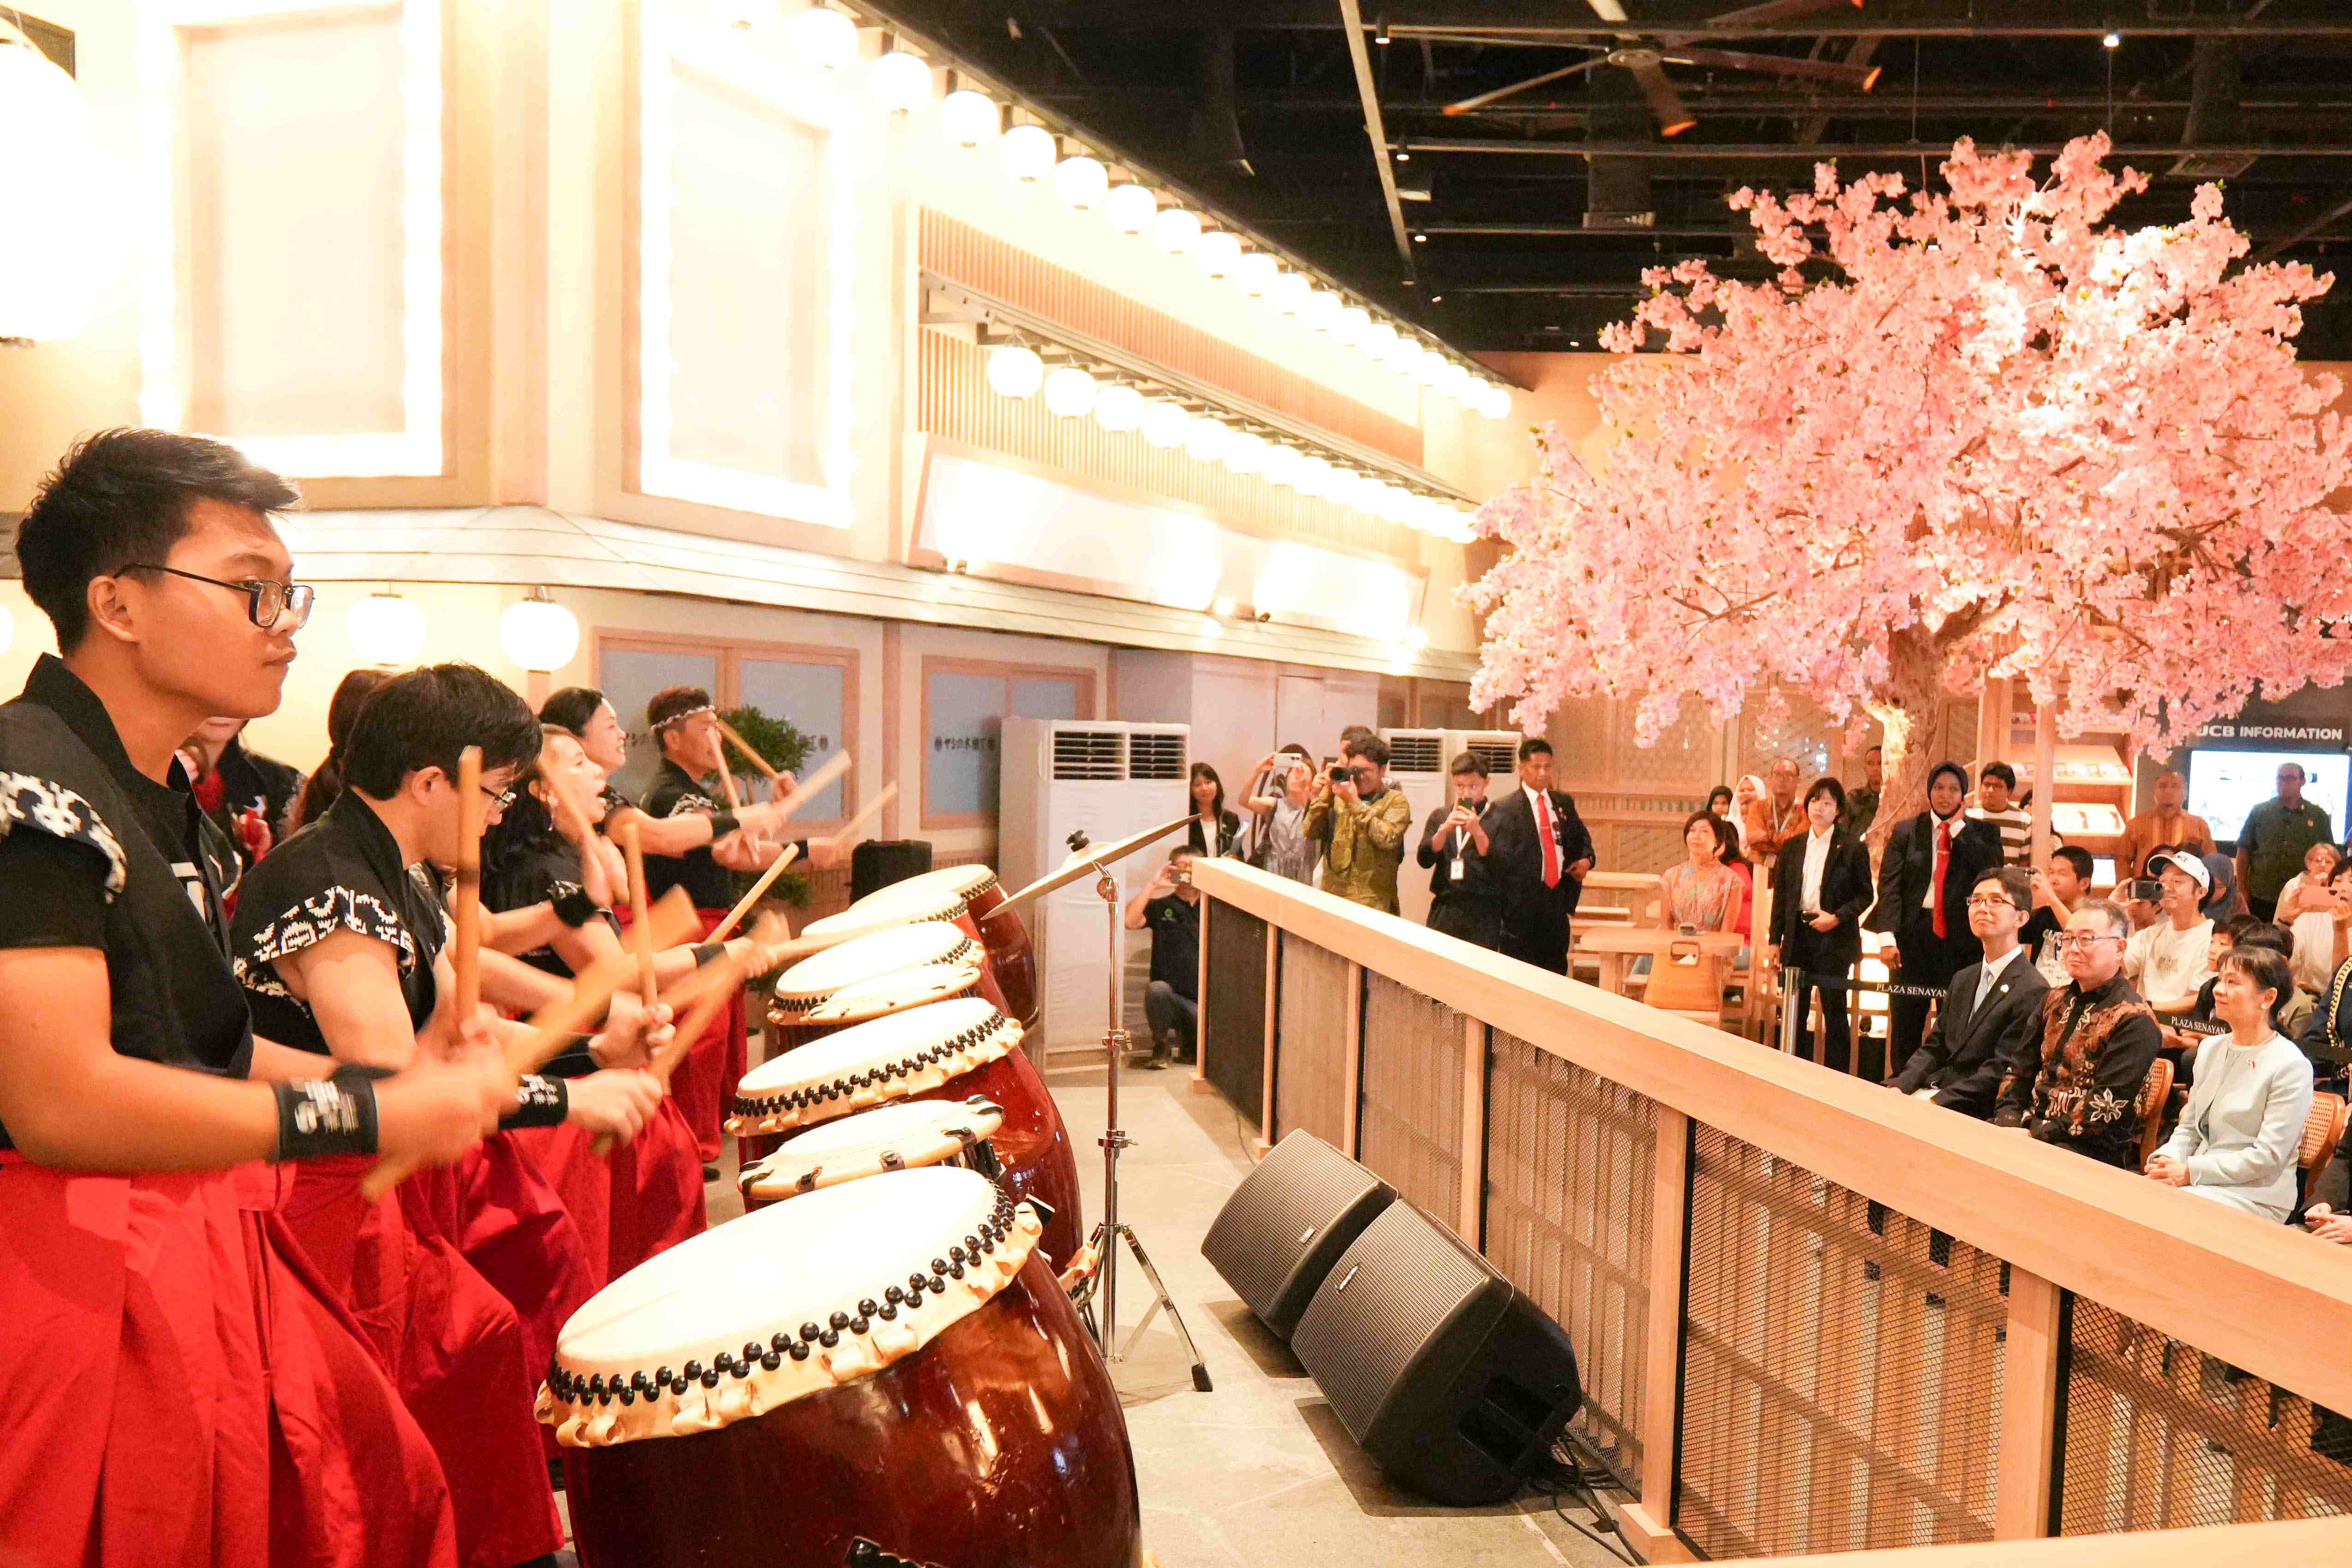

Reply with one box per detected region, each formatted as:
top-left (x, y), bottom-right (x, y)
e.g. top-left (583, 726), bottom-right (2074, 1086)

top-left (123, 564), bottom-right (315, 631)
top-left (1965, 895), bottom-right (2020, 912)
top-left (480, 784), bottom-right (517, 814)
top-left (2054, 933), bottom-right (2126, 953)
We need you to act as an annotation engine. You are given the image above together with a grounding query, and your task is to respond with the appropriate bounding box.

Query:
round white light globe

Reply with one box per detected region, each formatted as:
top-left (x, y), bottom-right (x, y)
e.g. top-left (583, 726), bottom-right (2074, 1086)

top-left (1440, 361), bottom-right (1476, 399)
top-left (1234, 251), bottom-right (1279, 296)
top-left (1334, 305), bottom-right (1371, 346)
top-left (939, 89), bottom-right (999, 147)
top-left (985, 344), bottom-right (1045, 399)
top-left (1183, 415), bottom-right (1229, 463)
top-left (0, 35), bottom-right (98, 342)
top-left (346, 593), bottom-right (426, 668)
top-left (1151, 206), bottom-right (1201, 254)
top-left (1140, 400), bottom-right (1191, 448)
top-left (1294, 455), bottom-right (1334, 499)
top-left (1000, 123), bottom-right (1057, 182)
top-left (1377, 484), bottom-right (1413, 523)
top-left (1193, 230), bottom-right (1242, 277)
top-left (500, 596), bottom-right (581, 674)
top-left (1093, 383), bottom-right (1146, 433)
top-left (1270, 271), bottom-right (1312, 315)
top-left (1052, 154), bottom-right (1108, 209)
top-left (1259, 444), bottom-right (1302, 487)
top-left (1104, 182), bottom-right (1158, 234)
top-left (1042, 365), bottom-right (1097, 417)
top-left (1363, 322), bottom-right (1401, 358)
top-left (869, 49), bottom-right (933, 113)
top-left (785, 4), bottom-right (859, 70)
top-left (1415, 347), bottom-right (1450, 387)
top-left (1477, 382), bottom-right (1513, 419)
top-left (1303, 288), bottom-right (1344, 330)
top-left (1380, 333), bottom-right (1422, 369)
top-left (1221, 430), bottom-right (1266, 474)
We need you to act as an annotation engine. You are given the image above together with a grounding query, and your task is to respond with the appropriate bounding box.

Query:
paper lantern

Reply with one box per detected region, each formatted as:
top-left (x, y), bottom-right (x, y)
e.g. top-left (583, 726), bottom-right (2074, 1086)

top-left (1183, 416), bottom-right (1229, 463)
top-left (1042, 365), bottom-right (1097, 417)
top-left (985, 344), bottom-right (1045, 398)
top-left (1259, 444), bottom-right (1303, 487)
top-left (1221, 430), bottom-right (1266, 475)
top-left (499, 594), bottom-right (580, 674)
top-left (0, 32), bottom-right (98, 342)
top-left (1234, 252), bottom-right (1279, 296)
top-left (1334, 305), bottom-right (1371, 346)
top-left (346, 593), bottom-right (425, 668)
top-left (1303, 288), bottom-right (1344, 330)
top-left (785, 4), bottom-right (858, 70)
top-left (869, 50), bottom-right (933, 113)
top-left (1140, 400), bottom-right (1191, 448)
top-left (1105, 182), bottom-right (1158, 234)
top-left (939, 89), bottom-right (999, 147)
top-left (1150, 206), bottom-right (1201, 255)
top-left (1193, 230), bottom-right (1241, 277)
top-left (1053, 154), bottom-right (1108, 209)
top-left (1093, 383), bottom-right (1146, 432)
top-left (1000, 123), bottom-right (1057, 181)
top-left (1271, 272), bottom-right (1312, 315)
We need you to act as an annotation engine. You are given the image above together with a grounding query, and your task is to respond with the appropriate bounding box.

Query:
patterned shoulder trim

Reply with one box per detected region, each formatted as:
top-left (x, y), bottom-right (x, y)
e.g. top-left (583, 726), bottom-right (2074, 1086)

top-left (0, 772), bottom-right (129, 901)
top-left (241, 886), bottom-right (419, 975)
top-left (664, 790), bottom-right (720, 818)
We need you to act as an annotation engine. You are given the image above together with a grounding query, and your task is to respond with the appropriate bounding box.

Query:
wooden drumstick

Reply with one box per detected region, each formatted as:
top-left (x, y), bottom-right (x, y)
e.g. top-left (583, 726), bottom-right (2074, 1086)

top-left (821, 781), bottom-right (896, 850)
top-left (453, 747), bottom-right (484, 1025)
top-left (715, 754), bottom-right (744, 813)
top-left (715, 717), bottom-right (784, 783)
top-left (619, 819), bottom-right (658, 1005)
top-left (710, 844), bottom-right (799, 944)
top-left (768, 751), bottom-right (851, 823)
top-left (358, 893), bottom-right (696, 1200)
top-left (649, 913), bottom-right (786, 1090)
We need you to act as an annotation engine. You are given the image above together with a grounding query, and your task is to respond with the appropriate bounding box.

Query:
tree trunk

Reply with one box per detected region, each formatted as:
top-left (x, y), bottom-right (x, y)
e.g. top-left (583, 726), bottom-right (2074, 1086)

top-left (1863, 627), bottom-right (1950, 861)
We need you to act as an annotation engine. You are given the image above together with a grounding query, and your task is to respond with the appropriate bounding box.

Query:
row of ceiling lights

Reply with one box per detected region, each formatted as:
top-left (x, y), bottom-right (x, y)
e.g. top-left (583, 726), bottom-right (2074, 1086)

top-left (978, 341), bottom-right (1480, 543)
top-left (773, 1), bottom-right (1518, 421)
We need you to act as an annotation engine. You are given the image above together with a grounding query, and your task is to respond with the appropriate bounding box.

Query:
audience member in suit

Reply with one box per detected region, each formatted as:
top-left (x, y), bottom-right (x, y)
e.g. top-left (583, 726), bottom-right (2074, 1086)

top-left (1892, 867), bottom-right (2053, 1115)
top-left (1419, 750), bottom-right (1500, 949)
top-left (1768, 777), bottom-right (1875, 1073)
top-left (1485, 737), bottom-right (1596, 974)
top-left (1870, 761), bottom-right (2006, 1076)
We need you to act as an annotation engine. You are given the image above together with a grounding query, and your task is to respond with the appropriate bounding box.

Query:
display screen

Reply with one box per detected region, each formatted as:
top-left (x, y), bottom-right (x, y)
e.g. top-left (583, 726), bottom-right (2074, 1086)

top-left (2186, 750), bottom-right (2352, 843)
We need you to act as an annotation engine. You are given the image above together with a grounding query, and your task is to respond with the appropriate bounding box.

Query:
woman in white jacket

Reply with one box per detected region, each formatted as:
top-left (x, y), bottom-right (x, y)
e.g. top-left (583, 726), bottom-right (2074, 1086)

top-left (2147, 944), bottom-right (2316, 1222)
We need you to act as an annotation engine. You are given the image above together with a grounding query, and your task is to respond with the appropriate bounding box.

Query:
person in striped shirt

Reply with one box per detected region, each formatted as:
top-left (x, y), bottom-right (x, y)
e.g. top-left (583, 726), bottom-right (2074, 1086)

top-left (1969, 762), bottom-right (2036, 867)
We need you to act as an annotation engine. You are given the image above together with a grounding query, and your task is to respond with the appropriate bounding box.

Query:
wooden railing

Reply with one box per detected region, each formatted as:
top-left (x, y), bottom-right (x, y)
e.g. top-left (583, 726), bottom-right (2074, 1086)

top-left (1187, 859), bottom-right (2352, 1564)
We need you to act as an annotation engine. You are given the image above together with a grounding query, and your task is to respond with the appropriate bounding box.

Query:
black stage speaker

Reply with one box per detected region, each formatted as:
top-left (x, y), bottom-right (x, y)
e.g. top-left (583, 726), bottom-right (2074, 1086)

top-left (1291, 1202), bottom-right (1583, 1506)
top-left (850, 840), bottom-right (932, 902)
top-left (1202, 1131), bottom-right (1394, 1341)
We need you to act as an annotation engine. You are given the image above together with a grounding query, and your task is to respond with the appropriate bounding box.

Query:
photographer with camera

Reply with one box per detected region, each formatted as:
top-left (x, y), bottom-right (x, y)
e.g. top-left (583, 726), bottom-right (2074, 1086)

top-left (1418, 751), bottom-right (1499, 948)
top-left (1304, 733), bottom-right (1413, 914)
top-left (1124, 845), bottom-right (1204, 1069)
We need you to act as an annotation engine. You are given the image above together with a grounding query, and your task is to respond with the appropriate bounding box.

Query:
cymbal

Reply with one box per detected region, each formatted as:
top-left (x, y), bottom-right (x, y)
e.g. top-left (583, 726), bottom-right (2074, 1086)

top-left (1001, 814), bottom-right (1195, 912)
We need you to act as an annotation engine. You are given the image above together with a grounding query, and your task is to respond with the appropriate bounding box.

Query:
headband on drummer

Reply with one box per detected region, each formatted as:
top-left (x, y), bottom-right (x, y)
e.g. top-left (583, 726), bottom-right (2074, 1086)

top-left (647, 686), bottom-right (717, 736)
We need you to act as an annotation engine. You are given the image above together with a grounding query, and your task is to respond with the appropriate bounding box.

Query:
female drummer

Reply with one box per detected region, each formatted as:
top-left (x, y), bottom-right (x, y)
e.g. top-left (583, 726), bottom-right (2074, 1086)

top-left (0, 430), bottom-right (509, 1568)
top-left (232, 664), bottom-right (674, 1568)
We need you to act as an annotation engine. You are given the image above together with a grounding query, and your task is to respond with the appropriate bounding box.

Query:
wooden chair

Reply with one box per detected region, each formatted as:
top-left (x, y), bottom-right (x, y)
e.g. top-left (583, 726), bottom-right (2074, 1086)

top-left (2134, 1055), bottom-right (2176, 1169)
top-left (2298, 1092), bottom-right (2349, 1205)
top-left (1643, 940), bottom-right (1731, 1028)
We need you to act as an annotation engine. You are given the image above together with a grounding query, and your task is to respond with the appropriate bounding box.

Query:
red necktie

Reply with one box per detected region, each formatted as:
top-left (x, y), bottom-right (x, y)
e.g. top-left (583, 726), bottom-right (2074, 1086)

top-left (1931, 818), bottom-right (1952, 938)
top-left (1538, 793), bottom-right (1560, 888)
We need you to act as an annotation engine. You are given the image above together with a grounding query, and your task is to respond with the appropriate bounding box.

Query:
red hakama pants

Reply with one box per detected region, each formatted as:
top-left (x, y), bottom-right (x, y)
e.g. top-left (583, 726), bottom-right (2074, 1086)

top-left (0, 1153), bottom-right (457, 1568)
top-left (664, 906), bottom-right (749, 1164)
top-left (398, 1132), bottom-right (595, 1380)
top-left (279, 1157), bottom-right (563, 1568)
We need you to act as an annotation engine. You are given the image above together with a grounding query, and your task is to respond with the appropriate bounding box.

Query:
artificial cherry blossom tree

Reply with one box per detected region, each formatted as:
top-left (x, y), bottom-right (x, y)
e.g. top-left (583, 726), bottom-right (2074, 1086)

top-left (1465, 133), bottom-right (2352, 842)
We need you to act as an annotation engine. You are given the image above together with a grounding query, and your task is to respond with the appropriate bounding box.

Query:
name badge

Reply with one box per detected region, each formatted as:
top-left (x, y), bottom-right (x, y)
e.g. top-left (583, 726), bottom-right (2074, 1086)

top-left (1453, 856), bottom-right (1467, 880)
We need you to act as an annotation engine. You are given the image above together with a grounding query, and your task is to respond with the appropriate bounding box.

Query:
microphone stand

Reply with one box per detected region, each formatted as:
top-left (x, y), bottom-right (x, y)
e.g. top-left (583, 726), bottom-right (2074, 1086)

top-left (1064, 831), bottom-right (1211, 1393)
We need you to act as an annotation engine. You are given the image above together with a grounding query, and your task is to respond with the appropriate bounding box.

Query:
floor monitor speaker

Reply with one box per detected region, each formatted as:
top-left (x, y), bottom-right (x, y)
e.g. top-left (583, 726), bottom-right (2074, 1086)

top-left (1291, 1201), bottom-right (1582, 1506)
top-left (1201, 1131), bottom-right (1394, 1341)
top-left (850, 840), bottom-right (933, 902)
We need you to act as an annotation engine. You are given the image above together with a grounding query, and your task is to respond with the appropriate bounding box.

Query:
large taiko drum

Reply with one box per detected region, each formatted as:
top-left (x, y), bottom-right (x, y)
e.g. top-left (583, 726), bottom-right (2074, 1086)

top-left (858, 865), bottom-right (1038, 1031)
top-left (766, 922), bottom-right (1003, 1051)
top-left (738, 1096), bottom-right (1005, 1203)
top-left (542, 1168), bottom-right (1140, 1568)
top-left (725, 998), bottom-right (1082, 1268)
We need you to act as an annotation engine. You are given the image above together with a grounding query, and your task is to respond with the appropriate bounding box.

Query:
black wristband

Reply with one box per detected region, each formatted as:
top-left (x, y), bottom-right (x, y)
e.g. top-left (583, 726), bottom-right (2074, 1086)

top-left (692, 941), bottom-right (725, 967)
top-left (273, 1069), bottom-right (382, 1161)
top-left (541, 1038), bottom-right (602, 1079)
top-left (552, 886), bottom-right (600, 928)
top-left (709, 810), bottom-right (741, 838)
top-left (500, 1074), bottom-right (569, 1128)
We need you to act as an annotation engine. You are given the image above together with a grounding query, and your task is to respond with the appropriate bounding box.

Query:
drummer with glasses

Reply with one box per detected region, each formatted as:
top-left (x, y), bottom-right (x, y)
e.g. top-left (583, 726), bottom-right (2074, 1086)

top-left (1991, 900), bottom-right (2165, 1167)
top-left (0, 429), bottom-right (509, 1567)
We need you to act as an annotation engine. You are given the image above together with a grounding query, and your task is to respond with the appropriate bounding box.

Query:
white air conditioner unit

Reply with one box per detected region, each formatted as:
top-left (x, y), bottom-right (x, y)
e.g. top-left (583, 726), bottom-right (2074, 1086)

top-left (999, 718), bottom-right (1192, 1057)
top-left (1381, 728), bottom-right (1528, 925)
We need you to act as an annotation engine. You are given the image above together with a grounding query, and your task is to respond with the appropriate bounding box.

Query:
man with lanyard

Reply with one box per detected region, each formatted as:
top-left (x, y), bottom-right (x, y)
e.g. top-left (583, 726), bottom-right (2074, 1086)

top-left (0, 429), bottom-right (509, 1568)
top-left (1417, 749), bottom-right (1499, 948)
top-left (636, 685), bottom-right (843, 1166)
top-left (1869, 760), bottom-right (2004, 1075)
top-left (235, 664), bottom-right (676, 1568)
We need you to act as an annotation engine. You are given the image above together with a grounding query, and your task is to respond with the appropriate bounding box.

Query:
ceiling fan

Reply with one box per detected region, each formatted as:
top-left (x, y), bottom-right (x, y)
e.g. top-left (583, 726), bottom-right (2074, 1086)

top-left (1439, 0), bottom-right (1882, 137)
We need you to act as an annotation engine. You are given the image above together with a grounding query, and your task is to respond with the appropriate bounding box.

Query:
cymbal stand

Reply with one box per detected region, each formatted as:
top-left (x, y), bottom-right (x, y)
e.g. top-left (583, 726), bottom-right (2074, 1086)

top-left (1069, 856), bottom-right (1212, 1392)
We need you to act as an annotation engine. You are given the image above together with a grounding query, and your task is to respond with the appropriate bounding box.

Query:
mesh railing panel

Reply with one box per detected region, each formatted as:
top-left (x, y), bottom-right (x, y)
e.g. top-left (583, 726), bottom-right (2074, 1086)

top-left (1274, 934), bottom-right (1353, 1148)
top-left (1483, 1033), bottom-right (1655, 1490)
top-left (1358, 974), bottom-right (1469, 1236)
top-left (1201, 899), bottom-right (1268, 1127)
top-left (1679, 1124), bottom-right (2006, 1558)
top-left (2056, 1295), bottom-right (2352, 1534)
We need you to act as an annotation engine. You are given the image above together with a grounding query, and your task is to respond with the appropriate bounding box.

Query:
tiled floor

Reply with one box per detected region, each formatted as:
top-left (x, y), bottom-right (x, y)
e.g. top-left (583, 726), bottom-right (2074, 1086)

top-left (559, 1057), bottom-right (1638, 1568)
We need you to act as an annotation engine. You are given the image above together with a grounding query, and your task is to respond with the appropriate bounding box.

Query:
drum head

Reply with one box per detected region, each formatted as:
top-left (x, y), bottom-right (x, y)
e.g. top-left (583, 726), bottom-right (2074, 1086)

top-left (771, 923), bottom-right (984, 1012)
top-left (543, 1166), bottom-right (1041, 1447)
top-left (800, 885), bottom-right (964, 945)
top-left (804, 963), bottom-right (980, 1023)
top-left (879, 864), bottom-right (1000, 904)
top-left (730, 997), bottom-right (1017, 1136)
top-left (740, 1097), bottom-right (1005, 1200)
